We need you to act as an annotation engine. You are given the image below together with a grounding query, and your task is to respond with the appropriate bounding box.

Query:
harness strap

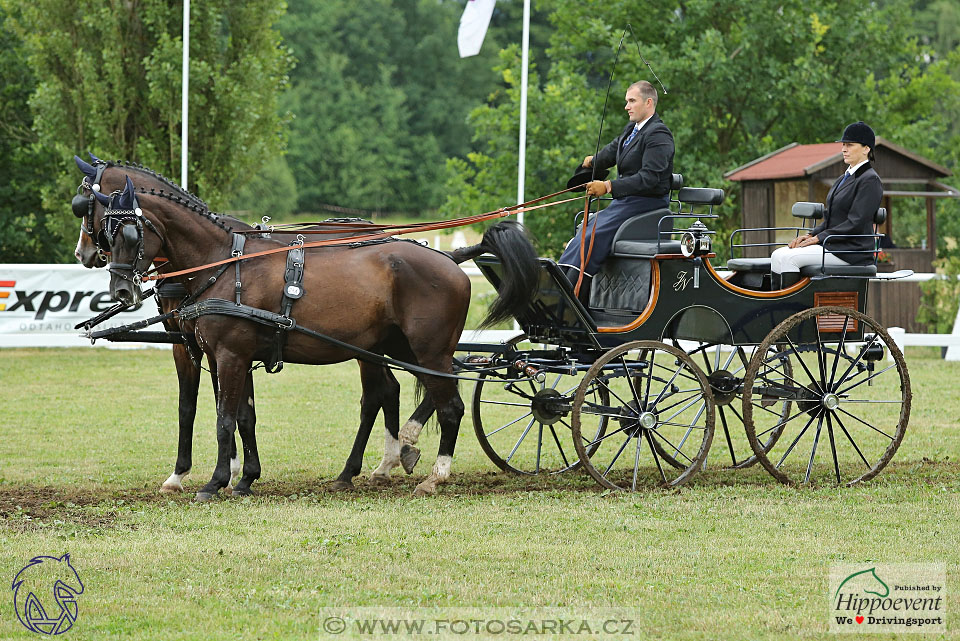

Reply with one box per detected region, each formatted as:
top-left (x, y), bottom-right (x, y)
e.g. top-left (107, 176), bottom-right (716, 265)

top-left (143, 193), bottom-right (582, 282)
top-left (231, 233), bottom-right (246, 305)
top-left (266, 245), bottom-right (306, 374)
top-left (176, 298), bottom-right (502, 382)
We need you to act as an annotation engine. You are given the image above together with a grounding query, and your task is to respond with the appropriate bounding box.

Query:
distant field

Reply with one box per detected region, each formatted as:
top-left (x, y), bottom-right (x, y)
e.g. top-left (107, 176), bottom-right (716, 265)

top-left (1, 346), bottom-right (958, 640)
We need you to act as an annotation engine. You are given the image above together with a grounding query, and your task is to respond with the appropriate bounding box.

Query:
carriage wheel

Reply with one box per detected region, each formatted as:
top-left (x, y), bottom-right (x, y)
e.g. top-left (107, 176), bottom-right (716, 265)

top-left (473, 369), bottom-right (609, 474)
top-left (571, 341), bottom-right (715, 490)
top-left (679, 341), bottom-right (792, 470)
top-left (742, 307), bottom-right (910, 486)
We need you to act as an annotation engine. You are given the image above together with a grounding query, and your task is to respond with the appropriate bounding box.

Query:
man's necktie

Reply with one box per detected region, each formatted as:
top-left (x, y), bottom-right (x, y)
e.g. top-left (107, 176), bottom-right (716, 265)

top-left (623, 125), bottom-right (640, 148)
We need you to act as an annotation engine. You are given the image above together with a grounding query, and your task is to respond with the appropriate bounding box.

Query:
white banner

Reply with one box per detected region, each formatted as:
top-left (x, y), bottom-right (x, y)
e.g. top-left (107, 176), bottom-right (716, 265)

top-left (0, 264), bottom-right (163, 348)
top-left (458, 0), bottom-right (496, 58)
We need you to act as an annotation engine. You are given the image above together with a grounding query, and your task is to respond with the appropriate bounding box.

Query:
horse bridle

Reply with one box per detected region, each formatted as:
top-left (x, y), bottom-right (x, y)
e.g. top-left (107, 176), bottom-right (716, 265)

top-left (100, 191), bottom-right (165, 287)
top-left (71, 163), bottom-right (109, 262)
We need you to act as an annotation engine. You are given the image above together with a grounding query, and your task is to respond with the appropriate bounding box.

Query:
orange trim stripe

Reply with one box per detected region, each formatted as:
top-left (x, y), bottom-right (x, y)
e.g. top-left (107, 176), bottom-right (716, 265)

top-left (0, 280), bottom-right (15, 287)
top-left (0, 292), bottom-right (8, 298)
top-left (704, 260), bottom-right (809, 297)
top-left (597, 261), bottom-right (661, 333)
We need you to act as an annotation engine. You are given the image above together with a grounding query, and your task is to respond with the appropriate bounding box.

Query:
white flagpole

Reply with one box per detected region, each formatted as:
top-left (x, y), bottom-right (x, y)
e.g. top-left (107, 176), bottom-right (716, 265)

top-left (181, 0), bottom-right (190, 189)
top-left (516, 0), bottom-right (530, 225)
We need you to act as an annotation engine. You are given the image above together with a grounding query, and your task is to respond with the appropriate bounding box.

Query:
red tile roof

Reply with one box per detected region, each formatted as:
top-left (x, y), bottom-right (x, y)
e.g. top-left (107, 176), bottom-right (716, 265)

top-left (725, 143), bottom-right (841, 181)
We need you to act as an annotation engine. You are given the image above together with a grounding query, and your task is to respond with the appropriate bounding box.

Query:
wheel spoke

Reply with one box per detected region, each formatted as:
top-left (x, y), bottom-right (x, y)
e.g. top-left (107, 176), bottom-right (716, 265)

top-left (836, 407), bottom-right (895, 440)
top-left (644, 430), bottom-right (668, 484)
top-left (632, 433), bottom-right (643, 491)
top-left (804, 414), bottom-right (826, 483)
top-left (652, 430), bottom-right (696, 465)
top-left (826, 412), bottom-right (841, 484)
top-left (814, 325), bottom-right (829, 392)
top-left (835, 363), bottom-right (899, 396)
top-left (786, 335), bottom-right (824, 394)
top-left (718, 406), bottom-right (738, 467)
top-left (659, 392), bottom-right (706, 424)
top-left (548, 424), bottom-right (571, 468)
top-left (602, 434), bottom-right (633, 477)
top-left (834, 333), bottom-right (880, 390)
top-left (504, 416), bottom-right (537, 464)
top-left (484, 411), bottom-right (534, 437)
top-left (480, 399), bottom-right (538, 408)
top-left (832, 412), bottom-right (872, 469)
top-left (828, 315), bottom-right (851, 389)
top-left (776, 411), bottom-right (819, 468)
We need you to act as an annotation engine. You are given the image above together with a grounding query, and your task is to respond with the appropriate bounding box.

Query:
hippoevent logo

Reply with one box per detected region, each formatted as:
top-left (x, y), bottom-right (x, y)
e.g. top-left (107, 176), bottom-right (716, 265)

top-left (11, 554), bottom-right (85, 635)
top-left (829, 563), bottom-right (945, 633)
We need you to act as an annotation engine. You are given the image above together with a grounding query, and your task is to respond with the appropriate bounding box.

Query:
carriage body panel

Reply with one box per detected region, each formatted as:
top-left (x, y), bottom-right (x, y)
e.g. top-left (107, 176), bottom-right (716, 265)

top-left (474, 254), bottom-right (870, 350)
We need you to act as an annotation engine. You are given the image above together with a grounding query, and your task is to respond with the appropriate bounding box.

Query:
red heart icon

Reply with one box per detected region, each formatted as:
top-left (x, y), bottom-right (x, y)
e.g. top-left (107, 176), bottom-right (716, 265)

top-left (856, 616), bottom-right (864, 624)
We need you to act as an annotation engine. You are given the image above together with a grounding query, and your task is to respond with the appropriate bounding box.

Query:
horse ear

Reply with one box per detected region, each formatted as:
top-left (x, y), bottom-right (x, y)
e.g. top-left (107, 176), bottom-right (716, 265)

top-left (88, 152), bottom-right (102, 164)
top-left (93, 190), bottom-right (111, 206)
top-left (74, 155), bottom-right (96, 178)
top-left (119, 175), bottom-right (136, 208)
top-left (59, 553), bottom-right (71, 563)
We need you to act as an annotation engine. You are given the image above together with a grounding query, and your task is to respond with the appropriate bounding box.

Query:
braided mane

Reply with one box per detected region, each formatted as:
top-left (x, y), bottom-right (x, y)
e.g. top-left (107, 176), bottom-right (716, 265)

top-left (105, 160), bottom-right (208, 210)
top-left (137, 187), bottom-right (238, 234)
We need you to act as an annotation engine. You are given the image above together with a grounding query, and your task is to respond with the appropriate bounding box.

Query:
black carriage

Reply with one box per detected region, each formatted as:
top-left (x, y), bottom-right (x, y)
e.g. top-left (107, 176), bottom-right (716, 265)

top-left (460, 177), bottom-right (911, 491)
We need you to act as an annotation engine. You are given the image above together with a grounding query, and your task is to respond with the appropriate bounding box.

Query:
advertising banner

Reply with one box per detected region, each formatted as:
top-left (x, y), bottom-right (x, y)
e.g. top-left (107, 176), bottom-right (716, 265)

top-left (0, 264), bottom-right (163, 348)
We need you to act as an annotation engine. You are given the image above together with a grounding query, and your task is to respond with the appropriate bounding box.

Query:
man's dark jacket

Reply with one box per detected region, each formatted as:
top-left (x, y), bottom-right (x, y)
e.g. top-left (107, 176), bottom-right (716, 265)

top-left (812, 162), bottom-right (883, 265)
top-left (592, 113), bottom-right (675, 199)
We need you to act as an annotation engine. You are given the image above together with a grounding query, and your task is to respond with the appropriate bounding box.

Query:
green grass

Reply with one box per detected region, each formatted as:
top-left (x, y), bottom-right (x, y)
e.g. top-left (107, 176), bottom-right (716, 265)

top-left (1, 347), bottom-right (958, 640)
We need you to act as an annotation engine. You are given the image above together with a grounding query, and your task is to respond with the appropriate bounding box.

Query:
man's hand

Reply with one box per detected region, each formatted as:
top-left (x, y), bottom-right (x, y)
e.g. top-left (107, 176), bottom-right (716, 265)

top-left (583, 155), bottom-right (594, 168)
top-left (788, 234), bottom-right (819, 249)
top-left (585, 180), bottom-right (609, 197)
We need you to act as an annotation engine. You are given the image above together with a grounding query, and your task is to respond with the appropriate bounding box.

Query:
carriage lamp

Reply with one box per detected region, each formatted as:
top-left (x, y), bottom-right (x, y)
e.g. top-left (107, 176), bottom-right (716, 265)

top-left (680, 220), bottom-right (712, 258)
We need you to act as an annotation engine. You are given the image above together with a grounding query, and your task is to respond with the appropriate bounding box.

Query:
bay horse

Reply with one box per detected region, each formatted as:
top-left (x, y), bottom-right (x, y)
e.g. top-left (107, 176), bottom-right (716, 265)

top-left (90, 177), bottom-right (538, 498)
top-left (71, 157), bottom-right (430, 494)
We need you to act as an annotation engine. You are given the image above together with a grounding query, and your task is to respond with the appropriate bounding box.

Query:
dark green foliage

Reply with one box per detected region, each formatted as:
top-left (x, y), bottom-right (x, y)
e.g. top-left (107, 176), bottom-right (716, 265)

top-left (280, 0), bottom-right (548, 215)
top-left (0, 0), bottom-right (291, 262)
top-left (444, 0), bottom-right (960, 260)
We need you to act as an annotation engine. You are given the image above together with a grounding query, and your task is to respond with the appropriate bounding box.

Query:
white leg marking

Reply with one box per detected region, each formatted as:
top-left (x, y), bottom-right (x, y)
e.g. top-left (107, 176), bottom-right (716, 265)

top-left (431, 455), bottom-right (453, 482)
top-left (372, 428), bottom-right (401, 478)
top-left (160, 470), bottom-right (189, 493)
top-left (399, 420), bottom-right (423, 446)
top-left (229, 457), bottom-right (241, 486)
top-left (414, 455), bottom-right (453, 496)
top-left (247, 397), bottom-right (255, 408)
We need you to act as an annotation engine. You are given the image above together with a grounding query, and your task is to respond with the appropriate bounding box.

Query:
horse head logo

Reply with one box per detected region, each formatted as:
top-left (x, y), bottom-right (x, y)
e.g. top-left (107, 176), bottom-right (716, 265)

top-left (11, 554), bottom-right (84, 635)
top-left (834, 567), bottom-right (890, 599)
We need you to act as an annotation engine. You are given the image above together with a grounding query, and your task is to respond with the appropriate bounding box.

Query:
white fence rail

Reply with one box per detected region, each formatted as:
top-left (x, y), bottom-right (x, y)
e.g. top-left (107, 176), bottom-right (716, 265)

top-left (2, 264), bottom-right (958, 356)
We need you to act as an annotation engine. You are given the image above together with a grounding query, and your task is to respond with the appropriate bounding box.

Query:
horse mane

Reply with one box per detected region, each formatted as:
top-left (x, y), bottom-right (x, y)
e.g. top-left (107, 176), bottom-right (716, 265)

top-left (136, 187), bottom-right (238, 234)
top-left (104, 160), bottom-right (208, 210)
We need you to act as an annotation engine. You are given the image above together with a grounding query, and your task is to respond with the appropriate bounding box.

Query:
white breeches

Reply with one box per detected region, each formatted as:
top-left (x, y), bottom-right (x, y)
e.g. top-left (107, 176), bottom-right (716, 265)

top-left (770, 245), bottom-right (849, 274)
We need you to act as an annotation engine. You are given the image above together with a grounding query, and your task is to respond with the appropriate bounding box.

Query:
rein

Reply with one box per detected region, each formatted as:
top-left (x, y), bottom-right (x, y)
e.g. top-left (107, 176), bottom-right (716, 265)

top-left (141, 187), bottom-right (583, 282)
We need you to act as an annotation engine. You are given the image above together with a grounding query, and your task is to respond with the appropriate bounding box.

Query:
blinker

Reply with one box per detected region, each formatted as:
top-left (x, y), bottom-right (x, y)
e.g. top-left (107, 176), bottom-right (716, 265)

top-left (72, 193), bottom-right (92, 218)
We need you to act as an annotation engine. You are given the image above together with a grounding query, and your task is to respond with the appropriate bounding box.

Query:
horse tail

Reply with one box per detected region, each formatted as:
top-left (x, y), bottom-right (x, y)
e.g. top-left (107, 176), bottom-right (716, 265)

top-left (449, 221), bottom-right (539, 327)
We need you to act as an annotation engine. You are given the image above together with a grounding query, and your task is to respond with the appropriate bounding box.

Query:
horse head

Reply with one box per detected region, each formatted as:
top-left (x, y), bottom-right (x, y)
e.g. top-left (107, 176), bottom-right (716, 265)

top-left (12, 553), bottom-right (85, 635)
top-left (90, 176), bottom-right (165, 306)
top-left (72, 154), bottom-right (206, 269)
top-left (72, 153), bottom-right (110, 268)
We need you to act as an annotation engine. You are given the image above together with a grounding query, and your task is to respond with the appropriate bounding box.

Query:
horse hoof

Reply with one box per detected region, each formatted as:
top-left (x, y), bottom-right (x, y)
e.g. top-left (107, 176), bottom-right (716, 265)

top-left (231, 487), bottom-right (252, 498)
top-left (400, 445), bottom-right (421, 474)
top-left (194, 491), bottom-right (217, 502)
top-left (159, 484), bottom-right (182, 494)
top-left (369, 474), bottom-right (392, 486)
top-left (413, 482), bottom-right (436, 497)
top-left (329, 480), bottom-right (354, 492)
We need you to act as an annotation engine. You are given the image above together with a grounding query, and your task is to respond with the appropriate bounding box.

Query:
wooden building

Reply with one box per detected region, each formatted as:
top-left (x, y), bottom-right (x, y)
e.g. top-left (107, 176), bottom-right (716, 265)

top-left (725, 138), bottom-right (959, 331)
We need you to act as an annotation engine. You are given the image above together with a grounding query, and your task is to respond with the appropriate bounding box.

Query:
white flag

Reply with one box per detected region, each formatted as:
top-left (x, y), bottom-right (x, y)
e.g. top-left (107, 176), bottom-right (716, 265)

top-left (458, 0), bottom-right (496, 58)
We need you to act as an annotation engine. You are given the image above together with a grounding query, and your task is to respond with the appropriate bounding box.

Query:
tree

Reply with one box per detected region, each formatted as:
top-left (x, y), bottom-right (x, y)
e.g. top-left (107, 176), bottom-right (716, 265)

top-left (444, 0), bottom-right (959, 259)
top-left (0, 0), bottom-right (292, 262)
top-left (279, 0), bottom-right (551, 215)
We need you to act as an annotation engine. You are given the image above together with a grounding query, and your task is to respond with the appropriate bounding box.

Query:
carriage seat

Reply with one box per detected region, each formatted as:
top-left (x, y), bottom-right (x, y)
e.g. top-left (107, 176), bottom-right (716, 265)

top-left (612, 238), bottom-right (683, 257)
top-left (800, 264), bottom-right (877, 278)
top-left (726, 258), bottom-right (771, 273)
